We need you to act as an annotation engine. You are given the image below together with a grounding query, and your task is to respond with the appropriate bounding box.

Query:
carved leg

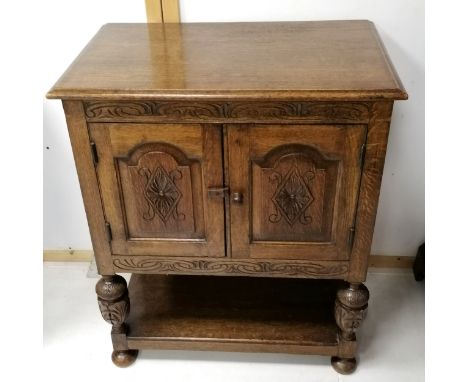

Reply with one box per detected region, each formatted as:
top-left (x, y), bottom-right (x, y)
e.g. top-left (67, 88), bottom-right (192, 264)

top-left (331, 282), bottom-right (369, 375)
top-left (96, 275), bottom-right (138, 367)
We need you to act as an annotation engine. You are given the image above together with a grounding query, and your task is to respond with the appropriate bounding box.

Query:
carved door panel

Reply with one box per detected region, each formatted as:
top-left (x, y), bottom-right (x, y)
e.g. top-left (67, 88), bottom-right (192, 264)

top-left (228, 124), bottom-right (366, 260)
top-left (89, 123), bottom-right (225, 257)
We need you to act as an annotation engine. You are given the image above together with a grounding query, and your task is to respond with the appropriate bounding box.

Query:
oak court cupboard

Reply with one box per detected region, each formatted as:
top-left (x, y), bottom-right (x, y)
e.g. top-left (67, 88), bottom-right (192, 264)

top-left (47, 21), bottom-right (407, 374)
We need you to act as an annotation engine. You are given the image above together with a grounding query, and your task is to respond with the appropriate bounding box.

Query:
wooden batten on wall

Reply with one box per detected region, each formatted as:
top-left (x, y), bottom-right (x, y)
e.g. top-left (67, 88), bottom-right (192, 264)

top-left (368, 255), bottom-right (415, 268)
top-left (43, 250), bottom-right (94, 262)
top-left (145, 0), bottom-right (180, 23)
top-left (43, 250), bottom-right (415, 268)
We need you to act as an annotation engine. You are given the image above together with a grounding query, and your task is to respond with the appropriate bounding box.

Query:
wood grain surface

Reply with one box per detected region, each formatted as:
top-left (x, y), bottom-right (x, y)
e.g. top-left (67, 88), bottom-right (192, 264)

top-left (89, 123), bottom-right (225, 258)
top-left (47, 21), bottom-right (407, 101)
top-left (125, 274), bottom-right (352, 356)
top-left (62, 101), bottom-right (114, 275)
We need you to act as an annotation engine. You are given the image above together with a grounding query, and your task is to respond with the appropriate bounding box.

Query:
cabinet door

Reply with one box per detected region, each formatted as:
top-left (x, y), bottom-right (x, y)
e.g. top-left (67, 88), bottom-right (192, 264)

top-left (89, 123), bottom-right (225, 257)
top-left (228, 124), bottom-right (366, 260)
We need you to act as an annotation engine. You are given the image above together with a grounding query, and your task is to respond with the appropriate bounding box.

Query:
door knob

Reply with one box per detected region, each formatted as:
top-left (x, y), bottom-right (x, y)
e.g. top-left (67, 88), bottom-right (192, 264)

top-left (232, 192), bottom-right (243, 203)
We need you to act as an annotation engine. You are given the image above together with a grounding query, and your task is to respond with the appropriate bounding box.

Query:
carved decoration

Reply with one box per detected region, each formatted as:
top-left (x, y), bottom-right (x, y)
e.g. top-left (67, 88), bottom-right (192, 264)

top-left (112, 257), bottom-right (349, 278)
top-left (337, 284), bottom-right (370, 309)
top-left (155, 102), bottom-right (225, 119)
top-left (123, 142), bottom-right (195, 167)
top-left (253, 144), bottom-right (338, 238)
top-left (334, 283), bottom-right (369, 341)
top-left (84, 101), bottom-right (370, 123)
top-left (229, 102), bottom-right (299, 119)
top-left (139, 166), bottom-right (184, 223)
top-left (85, 102), bottom-right (153, 118)
top-left (119, 142), bottom-right (196, 229)
top-left (269, 161), bottom-right (315, 226)
top-left (95, 275), bottom-right (127, 300)
top-left (97, 299), bottom-right (129, 330)
top-left (96, 275), bottom-right (130, 333)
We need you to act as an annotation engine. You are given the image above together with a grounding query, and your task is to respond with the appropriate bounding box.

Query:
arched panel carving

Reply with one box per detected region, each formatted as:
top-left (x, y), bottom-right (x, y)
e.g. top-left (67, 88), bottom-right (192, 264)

top-left (252, 144), bottom-right (340, 243)
top-left (117, 142), bottom-right (203, 239)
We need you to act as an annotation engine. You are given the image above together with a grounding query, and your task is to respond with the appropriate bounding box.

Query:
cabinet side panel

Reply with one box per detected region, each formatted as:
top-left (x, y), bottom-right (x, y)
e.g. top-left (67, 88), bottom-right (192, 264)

top-left (348, 101), bottom-right (394, 282)
top-left (62, 100), bottom-right (113, 275)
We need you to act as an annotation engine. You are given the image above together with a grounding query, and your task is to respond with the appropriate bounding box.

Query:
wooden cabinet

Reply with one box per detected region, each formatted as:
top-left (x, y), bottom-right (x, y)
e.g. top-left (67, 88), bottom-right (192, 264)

top-left (48, 21), bottom-right (407, 374)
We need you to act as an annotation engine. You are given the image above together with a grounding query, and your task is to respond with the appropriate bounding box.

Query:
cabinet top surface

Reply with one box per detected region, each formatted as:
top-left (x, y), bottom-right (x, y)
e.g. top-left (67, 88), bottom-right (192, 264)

top-left (47, 21), bottom-right (407, 101)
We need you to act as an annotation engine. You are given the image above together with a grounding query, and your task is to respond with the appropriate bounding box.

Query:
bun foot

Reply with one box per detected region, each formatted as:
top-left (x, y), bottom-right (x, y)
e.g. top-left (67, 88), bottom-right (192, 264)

top-left (331, 356), bottom-right (357, 374)
top-left (111, 349), bottom-right (139, 367)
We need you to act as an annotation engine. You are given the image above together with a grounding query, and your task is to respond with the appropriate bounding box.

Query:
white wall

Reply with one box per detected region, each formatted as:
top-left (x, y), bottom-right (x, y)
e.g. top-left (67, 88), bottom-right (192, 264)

top-left (43, 1), bottom-right (146, 249)
top-left (43, 0), bottom-right (424, 256)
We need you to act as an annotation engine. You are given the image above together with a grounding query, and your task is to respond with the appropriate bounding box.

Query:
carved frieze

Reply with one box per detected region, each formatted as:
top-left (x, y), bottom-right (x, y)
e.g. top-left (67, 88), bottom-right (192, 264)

top-left (112, 257), bottom-right (349, 278)
top-left (84, 101), bottom-right (370, 123)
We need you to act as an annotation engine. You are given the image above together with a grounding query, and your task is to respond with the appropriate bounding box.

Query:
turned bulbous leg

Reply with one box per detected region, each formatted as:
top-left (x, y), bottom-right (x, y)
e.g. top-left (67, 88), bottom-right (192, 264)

top-left (96, 275), bottom-right (129, 333)
top-left (332, 282), bottom-right (369, 375)
top-left (96, 275), bottom-right (138, 367)
top-left (335, 283), bottom-right (369, 341)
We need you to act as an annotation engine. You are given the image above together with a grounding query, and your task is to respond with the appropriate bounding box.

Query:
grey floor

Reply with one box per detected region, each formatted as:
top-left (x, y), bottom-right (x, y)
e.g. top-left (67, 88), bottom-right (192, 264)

top-left (43, 262), bottom-right (424, 382)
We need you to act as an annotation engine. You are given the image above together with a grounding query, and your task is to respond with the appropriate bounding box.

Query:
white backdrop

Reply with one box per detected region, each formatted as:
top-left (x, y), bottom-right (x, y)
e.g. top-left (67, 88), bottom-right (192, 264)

top-left (43, 0), bottom-right (424, 256)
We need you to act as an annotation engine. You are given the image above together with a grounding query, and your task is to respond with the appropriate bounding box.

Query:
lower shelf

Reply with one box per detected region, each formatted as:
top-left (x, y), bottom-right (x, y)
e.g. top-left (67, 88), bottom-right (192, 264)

top-left (126, 274), bottom-right (350, 356)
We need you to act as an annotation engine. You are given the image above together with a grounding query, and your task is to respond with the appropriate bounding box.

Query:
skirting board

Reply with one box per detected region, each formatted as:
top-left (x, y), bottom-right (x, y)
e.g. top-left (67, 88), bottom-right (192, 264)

top-left (43, 250), bottom-right (94, 262)
top-left (43, 250), bottom-right (415, 268)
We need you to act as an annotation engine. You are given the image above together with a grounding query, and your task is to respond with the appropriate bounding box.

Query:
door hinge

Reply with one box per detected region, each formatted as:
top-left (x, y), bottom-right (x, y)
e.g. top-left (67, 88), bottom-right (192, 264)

top-left (90, 141), bottom-right (99, 166)
top-left (359, 144), bottom-right (366, 169)
top-left (104, 221), bottom-right (112, 242)
top-left (348, 227), bottom-right (356, 249)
